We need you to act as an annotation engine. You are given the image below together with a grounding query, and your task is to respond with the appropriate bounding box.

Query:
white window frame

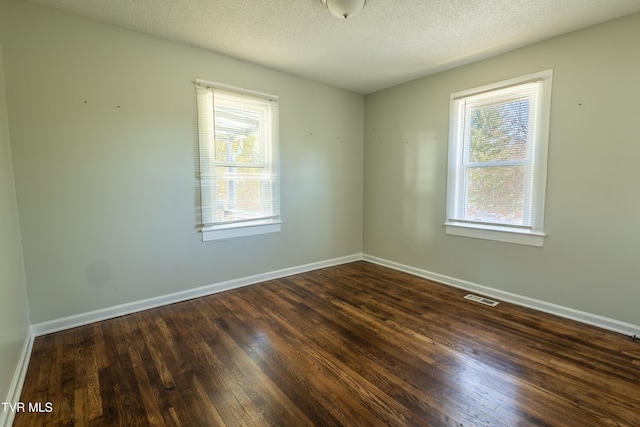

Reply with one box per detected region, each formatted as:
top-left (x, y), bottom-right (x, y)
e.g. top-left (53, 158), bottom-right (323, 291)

top-left (445, 70), bottom-right (553, 247)
top-left (196, 79), bottom-right (281, 241)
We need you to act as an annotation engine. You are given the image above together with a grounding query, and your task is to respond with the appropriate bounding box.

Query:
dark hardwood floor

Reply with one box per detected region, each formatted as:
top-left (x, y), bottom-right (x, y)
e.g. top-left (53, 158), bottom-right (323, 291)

top-left (14, 261), bottom-right (640, 426)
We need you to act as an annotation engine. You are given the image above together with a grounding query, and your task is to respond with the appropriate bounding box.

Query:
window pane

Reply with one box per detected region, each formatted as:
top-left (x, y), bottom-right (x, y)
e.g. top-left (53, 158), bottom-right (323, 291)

top-left (466, 165), bottom-right (525, 225)
top-left (214, 105), bottom-right (264, 164)
top-left (215, 166), bottom-right (271, 222)
top-left (469, 99), bottom-right (529, 163)
top-left (214, 135), bottom-right (263, 164)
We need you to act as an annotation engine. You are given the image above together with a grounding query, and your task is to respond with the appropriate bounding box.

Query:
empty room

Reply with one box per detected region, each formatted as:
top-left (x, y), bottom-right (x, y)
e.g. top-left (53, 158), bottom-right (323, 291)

top-left (1, 0), bottom-right (640, 425)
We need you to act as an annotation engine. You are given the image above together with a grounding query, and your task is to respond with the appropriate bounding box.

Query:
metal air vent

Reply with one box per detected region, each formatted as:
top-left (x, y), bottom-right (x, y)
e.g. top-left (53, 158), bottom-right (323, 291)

top-left (464, 294), bottom-right (499, 307)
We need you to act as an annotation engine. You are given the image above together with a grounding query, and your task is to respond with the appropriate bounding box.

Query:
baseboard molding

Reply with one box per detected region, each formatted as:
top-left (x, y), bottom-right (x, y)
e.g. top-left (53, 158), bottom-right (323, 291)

top-left (0, 330), bottom-right (34, 427)
top-left (31, 253), bottom-right (363, 337)
top-left (363, 254), bottom-right (640, 338)
top-left (32, 252), bottom-right (640, 338)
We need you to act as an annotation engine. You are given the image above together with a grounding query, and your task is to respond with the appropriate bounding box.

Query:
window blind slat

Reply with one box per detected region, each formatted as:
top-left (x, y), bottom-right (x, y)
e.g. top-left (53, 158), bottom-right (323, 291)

top-left (196, 82), bottom-right (280, 235)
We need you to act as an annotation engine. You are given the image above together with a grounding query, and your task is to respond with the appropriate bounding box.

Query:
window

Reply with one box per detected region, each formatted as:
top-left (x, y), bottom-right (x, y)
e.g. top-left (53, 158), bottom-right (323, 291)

top-left (196, 80), bottom-right (280, 241)
top-left (445, 70), bottom-right (552, 246)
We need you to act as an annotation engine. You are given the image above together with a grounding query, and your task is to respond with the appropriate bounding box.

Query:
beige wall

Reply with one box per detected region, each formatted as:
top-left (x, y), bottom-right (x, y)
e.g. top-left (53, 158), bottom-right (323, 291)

top-left (0, 40), bottom-right (30, 407)
top-left (364, 13), bottom-right (640, 325)
top-left (0, 1), bottom-right (364, 323)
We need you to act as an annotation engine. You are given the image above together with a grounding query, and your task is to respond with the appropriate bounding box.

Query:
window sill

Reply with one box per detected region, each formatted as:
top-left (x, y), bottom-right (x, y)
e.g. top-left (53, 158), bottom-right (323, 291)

top-left (444, 222), bottom-right (545, 247)
top-left (202, 220), bottom-right (282, 242)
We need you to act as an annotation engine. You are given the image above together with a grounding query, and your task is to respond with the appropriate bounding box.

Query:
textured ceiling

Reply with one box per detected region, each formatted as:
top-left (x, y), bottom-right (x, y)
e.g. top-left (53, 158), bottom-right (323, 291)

top-left (25, 0), bottom-right (640, 94)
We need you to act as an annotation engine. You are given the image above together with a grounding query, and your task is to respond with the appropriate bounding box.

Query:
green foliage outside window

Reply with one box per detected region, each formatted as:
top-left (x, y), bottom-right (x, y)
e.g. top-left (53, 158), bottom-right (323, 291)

top-left (466, 99), bottom-right (529, 225)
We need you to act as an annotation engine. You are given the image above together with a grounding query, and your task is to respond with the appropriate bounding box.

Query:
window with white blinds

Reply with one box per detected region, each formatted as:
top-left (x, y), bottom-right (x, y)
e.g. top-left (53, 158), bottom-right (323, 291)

top-left (445, 70), bottom-right (552, 246)
top-left (196, 80), bottom-right (280, 241)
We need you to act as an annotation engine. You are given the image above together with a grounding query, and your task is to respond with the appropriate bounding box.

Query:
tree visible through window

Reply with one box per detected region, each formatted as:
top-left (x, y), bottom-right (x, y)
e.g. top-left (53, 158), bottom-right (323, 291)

top-left (466, 98), bottom-right (529, 225)
top-left (446, 70), bottom-right (552, 246)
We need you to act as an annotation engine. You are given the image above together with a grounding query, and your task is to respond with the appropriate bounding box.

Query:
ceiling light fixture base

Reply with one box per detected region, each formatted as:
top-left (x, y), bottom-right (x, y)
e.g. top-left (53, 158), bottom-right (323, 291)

top-left (321, 0), bottom-right (367, 19)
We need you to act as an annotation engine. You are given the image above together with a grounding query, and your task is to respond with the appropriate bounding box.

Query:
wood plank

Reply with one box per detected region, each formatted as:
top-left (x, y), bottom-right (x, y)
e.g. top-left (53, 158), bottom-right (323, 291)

top-left (13, 261), bottom-right (640, 426)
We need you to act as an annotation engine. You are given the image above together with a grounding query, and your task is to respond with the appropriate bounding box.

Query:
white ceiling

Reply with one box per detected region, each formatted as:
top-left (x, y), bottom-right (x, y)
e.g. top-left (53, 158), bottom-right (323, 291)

top-left (26, 0), bottom-right (640, 94)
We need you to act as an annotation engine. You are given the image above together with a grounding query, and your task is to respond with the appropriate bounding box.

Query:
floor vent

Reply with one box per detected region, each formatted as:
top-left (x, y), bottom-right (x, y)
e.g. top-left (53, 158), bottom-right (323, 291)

top-left (464, 294), bottom-right (499, 307)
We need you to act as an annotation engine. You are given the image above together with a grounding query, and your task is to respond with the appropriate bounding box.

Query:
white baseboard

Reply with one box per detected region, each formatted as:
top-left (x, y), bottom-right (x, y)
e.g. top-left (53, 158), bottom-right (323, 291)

top-left (31, 253), bottom-right (364, 337)
top-left (0, 330), bottom-right (34, 427)
top-left (31, 252), bottom-right (640, 338)
top-left (363, 254), bottom-right (640, 338)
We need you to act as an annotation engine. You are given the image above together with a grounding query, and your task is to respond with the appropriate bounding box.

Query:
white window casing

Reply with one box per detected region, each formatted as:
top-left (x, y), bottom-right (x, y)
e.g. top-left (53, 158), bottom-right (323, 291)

top-left (445, 70), bottom-right (553, 246)
top-left (196, 79), bottom-right (281, 241)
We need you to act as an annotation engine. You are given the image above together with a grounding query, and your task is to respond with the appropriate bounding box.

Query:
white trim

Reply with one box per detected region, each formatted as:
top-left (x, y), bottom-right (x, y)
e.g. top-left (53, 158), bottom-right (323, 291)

top-left (446, 69), bottom-right (553, 246)
top-left (202, 221), bottom-right (281, 241)
top-left (196, 82), bottom-right (281, 242)
top-left (30, 253), bottom-right (363, 337)
top-left (29, 252), bottom-right (640, 338)
top-left (445, 223), bottom-right (545, 247)
top-left (363, 254), bottom-right (640, 338)
top-left (0, 330), bottom-right (35, 427)
top-left (452, 69), bottom-right (552, 99)
top-left (195, 78), bottom-right (278, 101)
